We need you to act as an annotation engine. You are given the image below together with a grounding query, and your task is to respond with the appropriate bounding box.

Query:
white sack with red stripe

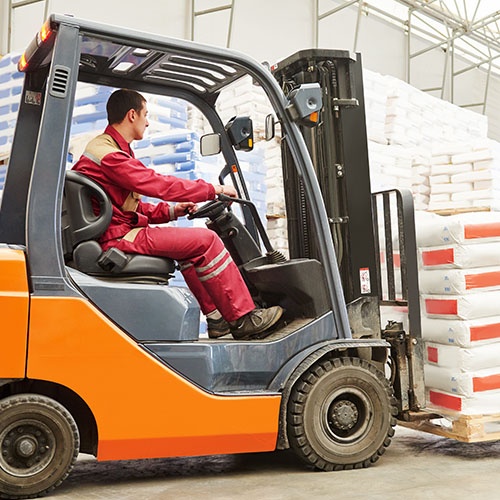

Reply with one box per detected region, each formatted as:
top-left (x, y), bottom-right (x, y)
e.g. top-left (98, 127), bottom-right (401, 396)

top-left (425, 341), bottom-right (500, 371)
top-left (419, 266), bottom-right (500, 294)
top-left (421, 316), bottom-right (500, 347)
top-left (424, 364), bottom-right (500, 397)
top-left (415, 210), bottom-right (500, 247)
top-left (419, 242), bottom-right (500, 269)
top-left (426, 388), bottom-right (500, 415)
top-left (422, 290), bottom-right (500, 319)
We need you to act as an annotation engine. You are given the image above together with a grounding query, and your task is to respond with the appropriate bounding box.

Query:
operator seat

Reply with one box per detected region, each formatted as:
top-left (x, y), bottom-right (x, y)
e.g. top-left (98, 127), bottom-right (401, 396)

top-left (62, 170), bottom-right (176, 283)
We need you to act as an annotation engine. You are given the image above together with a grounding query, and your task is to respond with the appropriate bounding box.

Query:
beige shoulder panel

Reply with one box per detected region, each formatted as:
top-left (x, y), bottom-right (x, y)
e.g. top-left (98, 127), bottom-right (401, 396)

top-left (83, 134), bottom-right (120, 165)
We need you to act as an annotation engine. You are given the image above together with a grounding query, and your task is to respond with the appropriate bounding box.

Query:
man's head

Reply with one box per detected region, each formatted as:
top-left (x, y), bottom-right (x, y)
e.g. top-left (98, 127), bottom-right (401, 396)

top-left (107, 89), bottom-right (149, 142)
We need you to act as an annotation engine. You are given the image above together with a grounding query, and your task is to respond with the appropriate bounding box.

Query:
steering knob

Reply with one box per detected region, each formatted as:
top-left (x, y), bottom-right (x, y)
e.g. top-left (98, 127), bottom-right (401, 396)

top-left (187, 198), bottom-right (228, 220)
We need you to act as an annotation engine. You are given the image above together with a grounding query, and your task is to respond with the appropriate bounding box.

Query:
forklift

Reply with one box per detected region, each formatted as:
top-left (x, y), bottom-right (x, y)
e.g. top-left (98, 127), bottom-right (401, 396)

top-left (0, 14), bottom-right (425, 499)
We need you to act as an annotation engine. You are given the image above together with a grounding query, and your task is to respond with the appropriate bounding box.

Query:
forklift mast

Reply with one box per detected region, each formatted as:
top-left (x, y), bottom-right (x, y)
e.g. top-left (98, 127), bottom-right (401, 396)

top-left (273, 50), bottom-right (426, 413)
top-left (272, 50), bottom-right (380, 331)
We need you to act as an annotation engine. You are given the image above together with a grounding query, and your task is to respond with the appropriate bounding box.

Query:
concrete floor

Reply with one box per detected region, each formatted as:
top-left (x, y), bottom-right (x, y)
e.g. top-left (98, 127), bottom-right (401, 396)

top-left (50, 426), bottom-right (500, 500)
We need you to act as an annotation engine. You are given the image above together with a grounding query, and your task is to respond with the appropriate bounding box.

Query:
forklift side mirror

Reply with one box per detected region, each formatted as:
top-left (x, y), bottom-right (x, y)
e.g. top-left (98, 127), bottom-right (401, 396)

top-left (286, 83), bottom-right (322, 127)
top-left (265, 114), bottom-right (275, 141)
top-left (200, 133), bottom-right (222, 156)
top-left (225, 116), bottom-right (254, 151)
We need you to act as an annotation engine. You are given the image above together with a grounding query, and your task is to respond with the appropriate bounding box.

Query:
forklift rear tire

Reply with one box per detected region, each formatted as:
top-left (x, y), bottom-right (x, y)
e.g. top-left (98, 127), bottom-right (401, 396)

top-left (287, 357), bottom-right (396, 471)
top-left (0, 394), bottom-right (80, 499)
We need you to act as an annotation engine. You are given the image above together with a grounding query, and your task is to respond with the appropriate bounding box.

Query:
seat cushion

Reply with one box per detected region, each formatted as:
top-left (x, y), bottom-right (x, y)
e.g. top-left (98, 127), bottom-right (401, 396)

top-left (73, 241), bottom-right (175, 279)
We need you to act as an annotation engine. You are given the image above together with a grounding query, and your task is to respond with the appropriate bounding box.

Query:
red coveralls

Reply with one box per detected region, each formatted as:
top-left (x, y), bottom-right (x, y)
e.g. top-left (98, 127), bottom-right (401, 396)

top-left (72, 125), bottom-right (255, 322)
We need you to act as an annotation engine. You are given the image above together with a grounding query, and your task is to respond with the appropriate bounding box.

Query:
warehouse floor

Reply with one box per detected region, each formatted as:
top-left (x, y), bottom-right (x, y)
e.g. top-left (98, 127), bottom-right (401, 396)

top-left (52, 426), bottom-right (500, 499)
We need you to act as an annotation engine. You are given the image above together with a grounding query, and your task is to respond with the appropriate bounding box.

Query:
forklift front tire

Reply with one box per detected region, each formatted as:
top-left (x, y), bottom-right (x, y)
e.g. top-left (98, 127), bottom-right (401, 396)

top-left (287, 357), bottom-right (396, 471)
top-left (0, 394), bottom-right (80, 499)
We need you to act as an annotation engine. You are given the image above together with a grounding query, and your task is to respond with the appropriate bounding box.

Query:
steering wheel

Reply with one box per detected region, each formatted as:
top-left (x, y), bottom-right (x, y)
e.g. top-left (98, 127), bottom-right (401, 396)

top-left (187, 198), bottom-right (228, 220)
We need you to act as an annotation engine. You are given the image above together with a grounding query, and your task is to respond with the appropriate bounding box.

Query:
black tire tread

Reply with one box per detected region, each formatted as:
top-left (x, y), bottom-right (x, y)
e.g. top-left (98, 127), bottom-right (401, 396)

top-left (0, 394), bottom-right (80, 500)
top-left (287, 357), bottom-right (396, 471)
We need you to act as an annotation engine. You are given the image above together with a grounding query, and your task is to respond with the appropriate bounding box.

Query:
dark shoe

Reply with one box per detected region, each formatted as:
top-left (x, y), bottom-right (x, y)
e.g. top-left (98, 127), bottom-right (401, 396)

top-left (230, 306), bottom-right (283, 340)
top-left (207, 316), bottom-right (231, 338)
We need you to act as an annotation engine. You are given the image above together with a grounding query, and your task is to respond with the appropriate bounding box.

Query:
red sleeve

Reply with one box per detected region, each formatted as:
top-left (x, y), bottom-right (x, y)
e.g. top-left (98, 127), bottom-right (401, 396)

top-left (101, 151), bottom-right (216, 203)
top-left (137, 200), bottom-right (172, 224)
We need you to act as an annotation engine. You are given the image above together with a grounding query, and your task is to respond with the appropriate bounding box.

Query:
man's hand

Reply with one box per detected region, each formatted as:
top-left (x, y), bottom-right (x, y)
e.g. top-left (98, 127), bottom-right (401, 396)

top-left (214, 184), bottom-right (237, 198)
top-left (174, 202), bottom-right (198, 218)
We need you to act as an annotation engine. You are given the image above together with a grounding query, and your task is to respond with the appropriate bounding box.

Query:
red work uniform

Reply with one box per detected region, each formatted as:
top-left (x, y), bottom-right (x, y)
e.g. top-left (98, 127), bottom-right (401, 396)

top-left (72, 125), bottom-right (255, 322)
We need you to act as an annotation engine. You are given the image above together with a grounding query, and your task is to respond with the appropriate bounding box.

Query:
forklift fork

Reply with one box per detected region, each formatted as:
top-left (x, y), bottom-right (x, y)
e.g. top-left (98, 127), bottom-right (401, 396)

top-left (372, 188), bottom-right (426, 416)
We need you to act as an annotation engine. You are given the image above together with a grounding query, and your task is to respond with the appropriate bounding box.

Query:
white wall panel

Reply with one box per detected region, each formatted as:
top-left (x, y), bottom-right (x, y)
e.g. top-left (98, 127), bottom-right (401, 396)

top-left (8, 1), bottom-right (45, 52)
top-left (228, 1), bottom-right (314, 64)
top-left (2, 0), bottom-right (189, 52)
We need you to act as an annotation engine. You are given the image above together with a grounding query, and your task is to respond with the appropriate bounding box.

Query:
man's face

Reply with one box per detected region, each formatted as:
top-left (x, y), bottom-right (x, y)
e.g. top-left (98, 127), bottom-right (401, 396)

top-left (132, 102), bottom-right (149, 140)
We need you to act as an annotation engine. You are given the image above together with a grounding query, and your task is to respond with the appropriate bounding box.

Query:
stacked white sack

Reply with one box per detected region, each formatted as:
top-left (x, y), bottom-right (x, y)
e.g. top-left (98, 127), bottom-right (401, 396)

top-left (264, 136), bottom-right (288, 256)
top-left (416, 210), bottom-right (500, 414)
top-left (215, 75), bottom-right (272, 139)
top-left (411, 150), bottom-right (431, 210)
top-left (368, 142), bottom-right (413, 192)
top-left (363, 69), bottom-right (388, 145)
top-left (0, 54), bottom-right (22, 161)
top-left (362, 70), bottom-right (490, 211)
top-left (426, 140), bottom-right (500, 212)
top-left (383, 75), bottom-right (488, 149)
top-left (211, 75), bottom-right (286, 250)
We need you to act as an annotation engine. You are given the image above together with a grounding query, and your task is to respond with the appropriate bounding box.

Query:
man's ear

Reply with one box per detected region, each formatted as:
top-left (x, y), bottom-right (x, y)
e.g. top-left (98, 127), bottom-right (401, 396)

top-left (126, 108), bottom-right (136, 122)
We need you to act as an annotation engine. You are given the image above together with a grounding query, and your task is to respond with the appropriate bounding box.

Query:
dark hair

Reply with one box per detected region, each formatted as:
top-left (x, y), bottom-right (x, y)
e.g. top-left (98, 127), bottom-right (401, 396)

top-left (106, 89), bottom-right (146, 124)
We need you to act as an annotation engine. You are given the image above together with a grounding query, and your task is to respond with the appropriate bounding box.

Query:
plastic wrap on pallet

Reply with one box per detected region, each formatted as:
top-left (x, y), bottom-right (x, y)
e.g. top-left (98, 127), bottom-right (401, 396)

top-left (416, 210), bottom-right (500, 416)
top-left (0, 53), bottom-right (22, 158)
top-left (175, 161), bottom-right (196, 172)
top-left (150, 130), bottom-right (197, 146)
top-left (148, 95), bottom-right (188, 114)
top-left (147, 102), bottom-right (188, 121)
top-left (72, 111), bottom-right (108, 124)
top-left (175, 140), bottom-right (196, 153)
top-left (151, 151), bottom-right (196, 166)
top-left (0, 163), bottom-right (6, 192)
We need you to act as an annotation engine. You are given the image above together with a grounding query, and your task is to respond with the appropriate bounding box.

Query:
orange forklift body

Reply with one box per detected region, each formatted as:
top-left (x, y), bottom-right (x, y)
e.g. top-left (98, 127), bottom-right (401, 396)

top-left (0, 247), bottom-right (280, 460)
top-left (27, 295), bottom-right (280, 460)
top-left (0, 248), bottom-right (29, 378)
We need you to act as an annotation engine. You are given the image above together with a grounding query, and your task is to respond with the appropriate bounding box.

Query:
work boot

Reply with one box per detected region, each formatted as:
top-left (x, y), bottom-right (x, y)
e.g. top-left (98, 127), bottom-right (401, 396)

top-left (207, 316), bottom-right (231, 338)
top-left (230, 306), bottom-right (284, 340)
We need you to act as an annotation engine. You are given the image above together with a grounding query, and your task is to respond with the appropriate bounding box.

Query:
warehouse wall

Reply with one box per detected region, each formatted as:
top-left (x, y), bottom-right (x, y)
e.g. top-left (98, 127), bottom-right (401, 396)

top-left (0, 0), bottom-right (498, 139)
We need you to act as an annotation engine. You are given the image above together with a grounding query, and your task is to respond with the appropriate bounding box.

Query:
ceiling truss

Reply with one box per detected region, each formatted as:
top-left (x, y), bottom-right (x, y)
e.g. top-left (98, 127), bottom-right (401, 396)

top-left (7, 1), bottom-right (498, 115)
top-left (315, 0), bottom-right (500, 114)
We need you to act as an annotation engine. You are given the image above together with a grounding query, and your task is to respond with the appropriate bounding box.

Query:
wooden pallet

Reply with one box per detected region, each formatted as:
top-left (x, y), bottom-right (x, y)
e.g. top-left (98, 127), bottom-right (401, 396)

top-left (398, 411), bottom-right (500, 443)
top-left (399, 411), bottom-right (500, 443)
top-left (430, 206), bottom-right (492, 216)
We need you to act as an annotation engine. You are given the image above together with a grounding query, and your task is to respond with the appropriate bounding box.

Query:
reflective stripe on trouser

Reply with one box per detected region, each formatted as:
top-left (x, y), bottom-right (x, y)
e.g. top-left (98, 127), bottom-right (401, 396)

top-left (109, 225), bottom-right (255, 322)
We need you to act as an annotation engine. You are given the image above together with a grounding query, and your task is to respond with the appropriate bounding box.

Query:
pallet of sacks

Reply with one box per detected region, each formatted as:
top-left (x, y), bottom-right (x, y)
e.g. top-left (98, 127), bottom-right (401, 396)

top-left (413, 210), bottom-right (500, 441)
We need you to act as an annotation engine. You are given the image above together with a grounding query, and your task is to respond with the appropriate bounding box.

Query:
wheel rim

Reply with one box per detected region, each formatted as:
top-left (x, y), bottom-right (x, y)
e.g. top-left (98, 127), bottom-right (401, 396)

top-left (322, 387), bottom-right (373, 444)
top-left (0, 419), bottom-right (56, 477)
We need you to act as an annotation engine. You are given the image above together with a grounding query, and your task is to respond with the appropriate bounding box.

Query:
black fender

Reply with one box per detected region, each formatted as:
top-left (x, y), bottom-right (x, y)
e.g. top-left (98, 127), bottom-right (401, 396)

top-left (268, 338), bottom-right (390, 450)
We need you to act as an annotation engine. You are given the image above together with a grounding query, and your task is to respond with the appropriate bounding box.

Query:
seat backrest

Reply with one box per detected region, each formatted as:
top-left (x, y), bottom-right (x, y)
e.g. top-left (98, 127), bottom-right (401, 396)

top-left (63, 170), bottom-right (113, 251)
top-left (63, 170), bottom-right (176, 282)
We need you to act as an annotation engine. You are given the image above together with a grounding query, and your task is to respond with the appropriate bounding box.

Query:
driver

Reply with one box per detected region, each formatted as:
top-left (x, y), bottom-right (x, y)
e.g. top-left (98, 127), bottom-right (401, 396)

top-left (72, 89), bottom-right (283, 340)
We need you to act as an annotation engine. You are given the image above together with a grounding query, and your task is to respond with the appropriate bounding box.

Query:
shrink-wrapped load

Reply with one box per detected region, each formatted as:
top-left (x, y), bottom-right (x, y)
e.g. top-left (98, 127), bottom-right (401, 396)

top-left (417, 211), bottom-right (500, 416)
